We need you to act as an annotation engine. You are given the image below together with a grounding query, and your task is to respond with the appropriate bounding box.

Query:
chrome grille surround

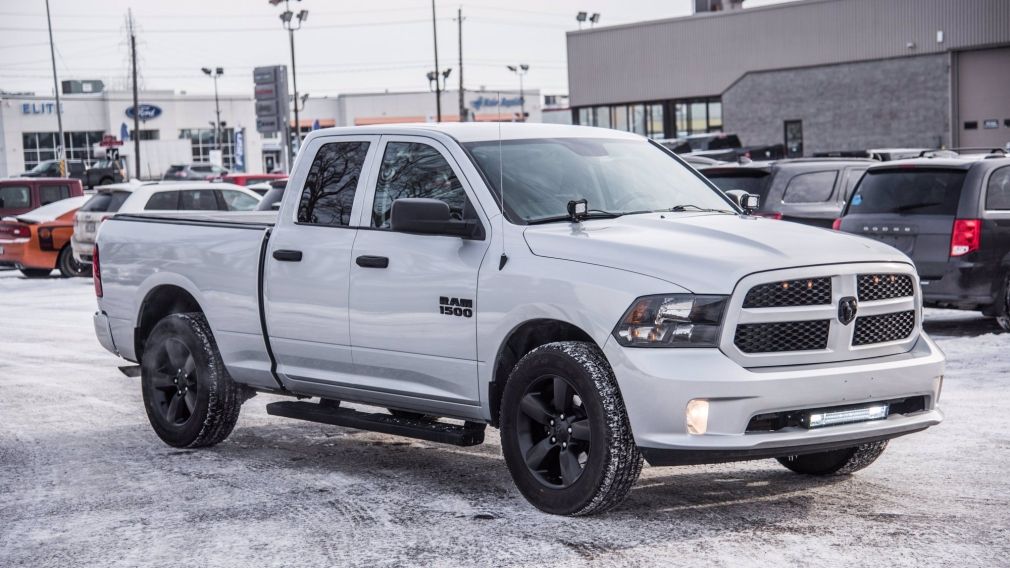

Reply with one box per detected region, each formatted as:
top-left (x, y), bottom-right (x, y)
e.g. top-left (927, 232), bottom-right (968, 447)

top-left (721, 263), bottom-right (921, 368)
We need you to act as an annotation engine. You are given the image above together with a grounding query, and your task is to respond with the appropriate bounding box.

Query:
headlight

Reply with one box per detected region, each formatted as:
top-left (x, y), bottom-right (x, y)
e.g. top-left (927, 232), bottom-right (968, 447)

top-left (612, 294), bottom-right (728, 347)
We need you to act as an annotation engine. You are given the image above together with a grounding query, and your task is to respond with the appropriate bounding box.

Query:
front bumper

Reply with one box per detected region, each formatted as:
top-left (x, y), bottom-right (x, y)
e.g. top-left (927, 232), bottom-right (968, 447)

top-left (604, 333), bottom-right (944, 466)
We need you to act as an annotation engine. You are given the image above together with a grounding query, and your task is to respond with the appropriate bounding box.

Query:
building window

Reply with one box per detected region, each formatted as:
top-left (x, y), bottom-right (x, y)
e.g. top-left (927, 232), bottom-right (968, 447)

top-left (22, 130), bottom-right (105, 170)
top-left (572, 97), bottom-right (720, 140)
top-left (129, 129), bottom-right (160, 141)
top-left (179, 128), bottom-right (236, 167)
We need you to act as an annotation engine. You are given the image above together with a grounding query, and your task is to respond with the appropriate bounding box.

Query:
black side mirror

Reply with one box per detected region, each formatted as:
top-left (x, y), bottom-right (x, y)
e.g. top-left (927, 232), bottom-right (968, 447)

top-left (725, 189), bottom-right (760, 213)
top-left (390, 198), bottom-right (480, 238)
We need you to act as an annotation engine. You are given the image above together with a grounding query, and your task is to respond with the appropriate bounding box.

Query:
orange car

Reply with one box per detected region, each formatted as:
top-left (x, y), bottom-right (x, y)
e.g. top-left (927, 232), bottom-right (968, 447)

top-left (0, 196), bottom-right (91, 278)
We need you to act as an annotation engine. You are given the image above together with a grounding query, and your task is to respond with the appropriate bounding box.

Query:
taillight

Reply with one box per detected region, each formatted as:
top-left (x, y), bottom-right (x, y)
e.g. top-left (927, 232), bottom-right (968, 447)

top-left (12, 226), bottom-right (28, 237)
top-left (93, 244), bottom-right (103, 298)
top-left (832, 218), bottom-right (843, 231)
top-left (950, 219), bottom-right (981, 257)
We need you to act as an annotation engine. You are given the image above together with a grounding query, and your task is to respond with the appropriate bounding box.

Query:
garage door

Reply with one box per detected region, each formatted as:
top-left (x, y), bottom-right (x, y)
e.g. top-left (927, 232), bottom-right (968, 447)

top-left (956, 47), bottom-right (1010, 149)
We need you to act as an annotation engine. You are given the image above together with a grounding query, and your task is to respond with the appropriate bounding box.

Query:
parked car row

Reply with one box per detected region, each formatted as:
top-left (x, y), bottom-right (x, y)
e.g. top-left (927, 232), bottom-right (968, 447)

top-left (0, 177), bottom-right (263, 278)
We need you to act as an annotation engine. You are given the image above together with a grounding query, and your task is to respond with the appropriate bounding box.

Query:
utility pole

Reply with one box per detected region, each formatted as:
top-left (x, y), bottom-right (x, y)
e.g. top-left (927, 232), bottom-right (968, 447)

top-left (457, 7), bottom-right (465, 122)
top-left (44, 0), bottom-right (65, 176)
top-left (129, 9), bottom-right (140, 179)
top-left (507, 64), bottom-right (529, 122)
top-left (431, 0), bottom-right (441, 121)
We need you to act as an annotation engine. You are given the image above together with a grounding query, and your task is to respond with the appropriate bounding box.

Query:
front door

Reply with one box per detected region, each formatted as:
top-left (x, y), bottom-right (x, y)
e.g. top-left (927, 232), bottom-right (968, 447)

top-left (348, 136), bottom-right (490, 408)
top-left (264, 135), bottom-right (377, 387)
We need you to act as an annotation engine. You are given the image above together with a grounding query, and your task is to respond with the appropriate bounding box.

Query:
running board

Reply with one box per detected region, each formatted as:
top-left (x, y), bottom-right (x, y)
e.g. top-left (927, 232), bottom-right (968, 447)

top-left (265, 401), bottom-right (486, 447)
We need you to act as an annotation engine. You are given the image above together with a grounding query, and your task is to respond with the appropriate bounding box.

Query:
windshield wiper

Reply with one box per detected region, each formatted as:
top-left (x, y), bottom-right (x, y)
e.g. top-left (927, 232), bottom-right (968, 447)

top-left (894, 202), bottom-right (943, 213)
top-left (526, 210), bottom-right (623, 225)
top-left (664, 204), bottom-right (735, 214)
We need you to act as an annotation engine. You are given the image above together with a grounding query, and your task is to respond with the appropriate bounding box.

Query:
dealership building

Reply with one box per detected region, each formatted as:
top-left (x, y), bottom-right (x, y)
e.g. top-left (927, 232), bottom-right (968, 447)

top-left (566, 0), bottom-right (1010, 155)
top-left (0, 87), bottom-right (554, 178)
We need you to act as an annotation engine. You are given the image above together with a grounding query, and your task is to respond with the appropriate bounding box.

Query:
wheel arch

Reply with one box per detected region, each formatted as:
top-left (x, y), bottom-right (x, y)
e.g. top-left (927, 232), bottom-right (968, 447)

top-left (488, 318), bottom-right (598, 428)
top-left (135, 284), bottom-right (205, 362)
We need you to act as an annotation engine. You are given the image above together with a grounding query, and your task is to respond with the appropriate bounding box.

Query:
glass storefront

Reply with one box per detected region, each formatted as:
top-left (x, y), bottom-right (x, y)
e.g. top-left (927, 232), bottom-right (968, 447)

top-left (573, 97), bottom-right (722, 140)
top-left (179, 128), bottom-right (236, 168)
top-left (22, 131), bottom-right (106, 169)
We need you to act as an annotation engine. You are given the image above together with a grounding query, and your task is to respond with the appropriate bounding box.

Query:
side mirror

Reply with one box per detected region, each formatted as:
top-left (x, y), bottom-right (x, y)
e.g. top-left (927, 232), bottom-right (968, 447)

top-left (390, 198), bottom-right (479, 238)
top-left (725, 189), bottom-right (760, 213)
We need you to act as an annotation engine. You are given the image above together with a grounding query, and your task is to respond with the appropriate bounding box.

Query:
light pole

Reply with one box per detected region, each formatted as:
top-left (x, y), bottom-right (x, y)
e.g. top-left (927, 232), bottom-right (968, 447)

top-left (271, 0), bottom-right (307, 158)
top-left (430, 0), bottom-right (441, 121)
top-left (44, 0), bottom-right (65, 176)
top-left (507, 64), bottom-right (529, 122)
top-left (201, 67), bottom-right (224, 150)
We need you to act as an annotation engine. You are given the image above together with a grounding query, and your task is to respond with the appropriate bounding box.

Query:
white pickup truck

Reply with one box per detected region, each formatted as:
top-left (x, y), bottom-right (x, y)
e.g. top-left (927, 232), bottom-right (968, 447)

top-left (93, 123), bottom-right (944, 515)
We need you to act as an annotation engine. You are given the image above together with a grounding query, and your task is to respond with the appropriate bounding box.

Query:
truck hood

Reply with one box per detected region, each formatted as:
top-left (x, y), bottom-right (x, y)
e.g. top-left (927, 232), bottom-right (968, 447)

top-left (522, 212), bottom-right (910, 294)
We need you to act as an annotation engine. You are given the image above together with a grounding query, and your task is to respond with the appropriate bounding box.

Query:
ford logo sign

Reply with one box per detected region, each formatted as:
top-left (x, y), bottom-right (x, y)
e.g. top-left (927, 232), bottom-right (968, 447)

top-left (125, 104), bottom-right (162, 121)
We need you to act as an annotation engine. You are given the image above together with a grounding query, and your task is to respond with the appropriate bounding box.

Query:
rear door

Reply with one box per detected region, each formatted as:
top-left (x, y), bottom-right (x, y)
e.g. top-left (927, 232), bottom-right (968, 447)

top-left (839, 167), bottom-right (968, 278)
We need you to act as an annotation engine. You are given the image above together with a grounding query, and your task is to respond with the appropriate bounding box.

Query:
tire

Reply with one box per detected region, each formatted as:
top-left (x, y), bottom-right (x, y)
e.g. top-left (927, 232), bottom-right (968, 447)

top-left (57, 246), bottom-right (91, 278)
top-left (19, 268), bottom-right (52, 278)
top-left (499, 341), bottom-right (642, 516)
top-left (141, 313), bottom-right (247, 448)
top-left (776, 440), bottom-right (888, 475)
top-left (99, 177), bottom-right (113, 186)
top-left (994, 274), bottom-right (1010, 333)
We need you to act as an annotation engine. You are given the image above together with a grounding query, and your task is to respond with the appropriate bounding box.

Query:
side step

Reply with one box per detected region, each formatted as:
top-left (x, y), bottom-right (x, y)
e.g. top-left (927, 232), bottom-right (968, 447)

top-left (265, 401), bottom-right (486, 447)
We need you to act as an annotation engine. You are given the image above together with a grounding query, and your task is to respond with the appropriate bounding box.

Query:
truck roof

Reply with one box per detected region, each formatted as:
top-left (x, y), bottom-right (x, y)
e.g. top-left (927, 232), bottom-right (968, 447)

top-left (306, 122), bottom-right (641, 144)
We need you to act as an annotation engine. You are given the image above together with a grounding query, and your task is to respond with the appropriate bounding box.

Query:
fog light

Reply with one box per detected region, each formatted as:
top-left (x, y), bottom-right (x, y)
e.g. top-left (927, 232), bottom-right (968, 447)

top-left (808, 404), bottom-right (888, 428)
top-left (686, 399), bottom-right (709, 435)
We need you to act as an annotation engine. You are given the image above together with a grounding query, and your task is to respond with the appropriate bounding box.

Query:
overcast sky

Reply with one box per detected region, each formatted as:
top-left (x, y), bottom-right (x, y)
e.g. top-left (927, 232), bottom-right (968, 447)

top-left (1, 0), bottom-right (791, 99)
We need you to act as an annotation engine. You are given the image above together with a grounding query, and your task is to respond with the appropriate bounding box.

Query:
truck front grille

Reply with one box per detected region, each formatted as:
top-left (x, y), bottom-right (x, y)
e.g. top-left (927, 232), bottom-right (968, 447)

top-left (742, 277), bottom-right (832, 308)
top-left (723, 264), bottom-right (920, 366)
top-left (734, 320), bottom-right (830, 353)
top-left (852, 310), bottom-right (915, 346)
top-left (857, 274), bottom-right (914, 302)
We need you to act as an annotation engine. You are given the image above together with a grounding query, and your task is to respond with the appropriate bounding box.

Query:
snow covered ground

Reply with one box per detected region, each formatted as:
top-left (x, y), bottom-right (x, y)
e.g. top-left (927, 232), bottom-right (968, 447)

top-left (1, 268), bottom-right (1008, 567)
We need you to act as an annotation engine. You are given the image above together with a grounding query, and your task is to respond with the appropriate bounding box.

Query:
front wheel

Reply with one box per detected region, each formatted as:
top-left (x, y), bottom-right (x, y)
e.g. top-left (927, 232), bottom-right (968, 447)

top-left (57, 246), bottom-right (91, 278)
top-left (141, 313), bottom-right (248, 448)
top-left (776, 440), bottom-right (888, 475)
top-left (500, 341), bottom-right (642, 516)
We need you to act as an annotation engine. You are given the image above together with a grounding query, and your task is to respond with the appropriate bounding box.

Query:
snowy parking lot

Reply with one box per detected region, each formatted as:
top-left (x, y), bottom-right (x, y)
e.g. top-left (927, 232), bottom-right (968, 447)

top-left (1, 269), bottom-right (1008, 567)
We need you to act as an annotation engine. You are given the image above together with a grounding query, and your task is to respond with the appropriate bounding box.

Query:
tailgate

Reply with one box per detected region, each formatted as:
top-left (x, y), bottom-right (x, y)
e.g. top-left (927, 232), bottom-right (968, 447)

top-left (840, 168), bottom-right (966, 278)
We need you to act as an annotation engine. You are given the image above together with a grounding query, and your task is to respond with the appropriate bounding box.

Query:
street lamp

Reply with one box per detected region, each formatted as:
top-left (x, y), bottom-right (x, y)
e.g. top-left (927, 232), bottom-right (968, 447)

top-left (201, 67), bottom-right (224, 151)
top-left (270, 0), bottom-right (307, 158)
top-left (506, 64), bottom-right (529, 122)
top-left (576, 11), bottom-right (587, 29)
top-left (589, 13), bottom-right (601, 27)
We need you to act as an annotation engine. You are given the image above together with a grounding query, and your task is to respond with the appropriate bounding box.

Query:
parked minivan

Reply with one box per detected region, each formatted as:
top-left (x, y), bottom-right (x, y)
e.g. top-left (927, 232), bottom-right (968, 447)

top-left (703, 158), bottom-right (873, 227)
top-left (835, 153), bottom-right (1010, 329)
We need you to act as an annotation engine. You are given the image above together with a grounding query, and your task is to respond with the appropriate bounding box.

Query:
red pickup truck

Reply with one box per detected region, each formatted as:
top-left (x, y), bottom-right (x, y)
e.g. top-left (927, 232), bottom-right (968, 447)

top-left (0, 178), bottom-right (85, 218)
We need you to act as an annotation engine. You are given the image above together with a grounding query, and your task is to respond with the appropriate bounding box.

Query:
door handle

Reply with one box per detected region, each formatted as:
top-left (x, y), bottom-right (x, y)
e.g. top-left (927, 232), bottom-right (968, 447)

top-left (356, 255), bottom-right (389, 269)
top-left (273, 249), bottom-right (303, 262)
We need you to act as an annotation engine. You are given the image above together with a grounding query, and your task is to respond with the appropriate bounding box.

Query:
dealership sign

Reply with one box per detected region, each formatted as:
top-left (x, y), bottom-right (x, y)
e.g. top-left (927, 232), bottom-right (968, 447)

top-left (470, 95), bottom-right (524, 111)
top-left (21, 102), bottom-right (63, 115)
top-left (125, 104), bottom-right (163, 122)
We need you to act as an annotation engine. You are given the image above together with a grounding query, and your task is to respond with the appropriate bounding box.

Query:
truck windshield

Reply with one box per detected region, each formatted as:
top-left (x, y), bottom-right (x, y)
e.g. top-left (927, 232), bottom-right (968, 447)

top-left (846, 169), bottom-right (966, 216)
top-left (464, 138), bottom-right (732, 223)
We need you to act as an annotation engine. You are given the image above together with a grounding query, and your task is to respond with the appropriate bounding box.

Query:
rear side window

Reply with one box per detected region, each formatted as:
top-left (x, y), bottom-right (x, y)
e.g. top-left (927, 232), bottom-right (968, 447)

top-left (985, 166), bottom-right (1010, 210)
top-left (219, 190), bottom-right (259, 211)
top-left (108, 191), bottom-right (132, 212)
top-left (371, 142), bottom-right (467, 229)
top-left (705, 172), bottom-right (772, 200)
top-left (80, 194), bottom-right (112, 212)
top-left (848, 169), bottom-right (966, 215)
top-left (40, 184), bottom-right (71, 205)
top-left (145, 191), bottom-right (180, 210)
top-left (180, 190), bottom-right (221, 210)
top-left (68, 162), bottom-right (85, 175)
top-left (782, 171), bottom-right (837, 203)
top-left (0, 185), bottom-right (31, 209)
top-left (297, 141), bottom-right (370, 226)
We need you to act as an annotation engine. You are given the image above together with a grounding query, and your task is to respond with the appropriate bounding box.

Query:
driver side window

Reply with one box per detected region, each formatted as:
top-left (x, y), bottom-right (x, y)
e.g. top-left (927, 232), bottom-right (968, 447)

top-left (371, 142), bottom-right (469, 229)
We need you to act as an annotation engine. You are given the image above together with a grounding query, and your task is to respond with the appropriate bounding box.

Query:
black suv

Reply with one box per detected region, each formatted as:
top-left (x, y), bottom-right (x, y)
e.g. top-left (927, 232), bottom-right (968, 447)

top-left (836, 153), bottom-right (1010, 329)
top-left (702, 158), bottom-right (874, 227)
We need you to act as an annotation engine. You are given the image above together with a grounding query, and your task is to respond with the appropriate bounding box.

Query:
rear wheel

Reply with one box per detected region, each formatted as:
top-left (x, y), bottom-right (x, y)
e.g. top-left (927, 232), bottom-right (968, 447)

top-left (994, 274), bottom-right (1010, 333)
top-left (19, 268), bottom-right (52, 278)
top-left (57, 246), bottom-right (91, 278)
top-left (776, 441), bottom-right (888, 475)
top-left (141, 313), bottom-right (248, 448)
top-left (500, 341), bottom-right (642, 516)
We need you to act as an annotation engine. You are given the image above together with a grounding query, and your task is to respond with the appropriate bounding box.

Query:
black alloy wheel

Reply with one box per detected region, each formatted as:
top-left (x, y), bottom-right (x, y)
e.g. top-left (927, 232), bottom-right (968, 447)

top-left (58, 246), bottom-right (91, 278)
top-left (516, 375), bottom-right (593, 488)
top-left (149, 338), bottom-right (200, 428)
